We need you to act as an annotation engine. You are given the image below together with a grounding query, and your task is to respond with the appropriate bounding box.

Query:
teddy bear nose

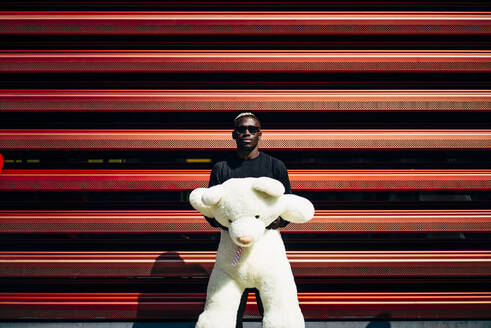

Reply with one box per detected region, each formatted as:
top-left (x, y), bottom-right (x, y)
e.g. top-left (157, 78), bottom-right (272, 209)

top-left (237, 236), bottom-right (253, 245)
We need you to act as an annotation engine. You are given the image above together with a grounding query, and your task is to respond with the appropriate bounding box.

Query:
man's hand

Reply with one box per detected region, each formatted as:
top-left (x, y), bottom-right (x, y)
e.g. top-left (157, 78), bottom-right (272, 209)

top-left (266, 217), bottom-right (289, 230)
top-left (204, 216), bottom-right (229, 231)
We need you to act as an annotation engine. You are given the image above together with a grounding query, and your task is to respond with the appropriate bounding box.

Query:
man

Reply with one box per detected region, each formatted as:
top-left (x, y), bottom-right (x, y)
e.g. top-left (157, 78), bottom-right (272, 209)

top-left (206, 112), bottom-right (291, 327)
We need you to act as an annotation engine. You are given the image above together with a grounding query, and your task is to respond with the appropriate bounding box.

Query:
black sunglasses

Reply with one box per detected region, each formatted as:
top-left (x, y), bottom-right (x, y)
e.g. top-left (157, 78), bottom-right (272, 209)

top-left (234, 125), bottom-right (260, 135)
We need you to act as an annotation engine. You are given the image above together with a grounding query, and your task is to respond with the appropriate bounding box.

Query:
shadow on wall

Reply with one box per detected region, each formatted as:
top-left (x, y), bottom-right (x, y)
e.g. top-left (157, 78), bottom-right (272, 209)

top-left (130, 252), bottom-right (393, 328)
top-left (132, 251), bottom-right (209, 328)
top-left (366, 313), bottom-right (392, 328)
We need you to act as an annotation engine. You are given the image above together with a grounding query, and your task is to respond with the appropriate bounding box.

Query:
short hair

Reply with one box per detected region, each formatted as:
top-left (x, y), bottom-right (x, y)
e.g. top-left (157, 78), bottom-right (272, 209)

top-left (233, 112), bottom-right (261, 127)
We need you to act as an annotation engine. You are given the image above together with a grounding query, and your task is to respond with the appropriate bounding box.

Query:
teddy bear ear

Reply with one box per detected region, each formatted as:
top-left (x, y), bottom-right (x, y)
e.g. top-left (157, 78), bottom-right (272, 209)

top-left (189, 185), bottom-right (224, 218)
top-left (279, 194), bottom-right (315, 224)
top-left (252, 177), bottom-right (285, 198)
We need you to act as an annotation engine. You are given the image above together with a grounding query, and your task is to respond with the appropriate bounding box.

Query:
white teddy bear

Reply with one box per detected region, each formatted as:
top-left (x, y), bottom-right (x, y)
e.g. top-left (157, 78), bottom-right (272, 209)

top-left (189, 177), bottom-right (315, 328)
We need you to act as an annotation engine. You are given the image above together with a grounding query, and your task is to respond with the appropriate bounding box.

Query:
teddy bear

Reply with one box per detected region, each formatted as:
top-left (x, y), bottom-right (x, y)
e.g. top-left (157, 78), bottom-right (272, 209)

top-left (189, 177), bottom-right (315, 328)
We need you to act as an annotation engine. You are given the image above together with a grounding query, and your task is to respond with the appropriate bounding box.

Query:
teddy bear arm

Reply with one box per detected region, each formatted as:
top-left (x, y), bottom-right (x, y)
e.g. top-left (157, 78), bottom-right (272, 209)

top-left (189, 188), bottom-right (216, 219)
top-left (279, 194), bottom-right (315, 224)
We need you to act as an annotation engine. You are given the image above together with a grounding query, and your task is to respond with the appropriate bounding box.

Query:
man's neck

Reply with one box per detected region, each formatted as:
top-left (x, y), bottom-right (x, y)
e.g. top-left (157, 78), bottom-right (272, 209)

top-left (236, 148), bottom-right (260, 160)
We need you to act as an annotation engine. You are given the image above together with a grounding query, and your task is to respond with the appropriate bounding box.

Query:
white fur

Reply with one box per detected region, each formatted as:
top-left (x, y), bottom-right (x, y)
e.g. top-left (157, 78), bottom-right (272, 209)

top-left (252, 177), bottom-right (285, 198)
top-left (189, 177), bottom-right (315, 328)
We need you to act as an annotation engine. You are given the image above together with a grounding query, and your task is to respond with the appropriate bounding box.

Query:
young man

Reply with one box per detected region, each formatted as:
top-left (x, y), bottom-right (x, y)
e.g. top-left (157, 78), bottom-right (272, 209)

top-left (206, 112), bottom-right (291, 327)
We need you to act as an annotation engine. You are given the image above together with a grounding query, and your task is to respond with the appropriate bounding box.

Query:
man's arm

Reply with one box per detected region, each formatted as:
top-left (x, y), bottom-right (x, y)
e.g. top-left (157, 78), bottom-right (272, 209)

top-left (273, 159), bottom-right (291, 194)
top-left (267, 159), bottom-right (292, 229)
top-left (208, 162), bottom-right (221, 188)
top-left (204, 162), bottom-right (228, 230)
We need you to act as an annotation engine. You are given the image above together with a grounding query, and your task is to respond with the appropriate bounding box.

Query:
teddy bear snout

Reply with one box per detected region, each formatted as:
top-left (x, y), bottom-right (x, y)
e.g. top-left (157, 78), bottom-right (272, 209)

top-left (237, 235), bottom-right (254, 245)
top-left (229, 217), bottom-right (265, 247)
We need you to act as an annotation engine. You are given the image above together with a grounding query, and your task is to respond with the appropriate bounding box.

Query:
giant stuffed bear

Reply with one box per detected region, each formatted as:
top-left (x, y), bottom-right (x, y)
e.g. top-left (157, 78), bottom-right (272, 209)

top-left (189, 177), bottom-right (315, 328)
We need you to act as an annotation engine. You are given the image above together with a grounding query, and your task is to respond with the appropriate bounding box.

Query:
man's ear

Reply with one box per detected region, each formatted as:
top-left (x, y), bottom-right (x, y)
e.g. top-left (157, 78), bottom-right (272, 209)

top-left (279, 194), bottom-right (315, 224)
top-left (232, 130), bottom-right (238, 140)
top-left (189, 185), bottom-right (224, 218)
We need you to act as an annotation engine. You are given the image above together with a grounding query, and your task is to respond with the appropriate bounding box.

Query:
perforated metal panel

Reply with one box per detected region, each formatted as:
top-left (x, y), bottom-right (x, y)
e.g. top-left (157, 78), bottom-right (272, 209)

top-left (1, 210), bottom-right (490, 233)
top-left (1, 90), bottom-right (489, 112)
top-left (1, 250), bottom-right (490, 278)
top-left (1, 51), bottom-right (489, 73)
top-left (0, 292), bottom-right (489, 320)
top-left (1, 129), bottom-right (490, 150)
top-left (0, 13), bottom-right (489, 35)
top-left (0, 169), bottom-right (489, 191)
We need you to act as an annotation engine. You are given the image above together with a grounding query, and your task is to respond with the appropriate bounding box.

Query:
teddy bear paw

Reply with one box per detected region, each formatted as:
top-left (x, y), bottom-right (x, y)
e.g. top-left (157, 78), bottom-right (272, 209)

top-left (262, 310), bottom-right (304, 328)
top-left (195, 310), bottom-right (236, 328)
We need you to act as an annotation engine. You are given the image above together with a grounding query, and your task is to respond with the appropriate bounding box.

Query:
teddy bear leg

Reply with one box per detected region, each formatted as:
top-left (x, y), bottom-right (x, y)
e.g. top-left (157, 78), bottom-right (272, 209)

top-left (195, 266), bottom-right (243, 328)
top-left (258, 278), bottom-right (305, 328)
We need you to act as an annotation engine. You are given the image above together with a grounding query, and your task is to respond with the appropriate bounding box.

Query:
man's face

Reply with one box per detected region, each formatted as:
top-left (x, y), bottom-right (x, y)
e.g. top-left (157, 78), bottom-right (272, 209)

top-left (233, 117), bottom-right (262, 151)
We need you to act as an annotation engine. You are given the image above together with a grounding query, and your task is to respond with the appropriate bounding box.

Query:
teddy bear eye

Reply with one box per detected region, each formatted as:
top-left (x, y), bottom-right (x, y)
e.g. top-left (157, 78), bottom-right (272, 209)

top-left (255, 215), bottom-right (260, 219)
top-left (228, 219), bottom-right (232, 223)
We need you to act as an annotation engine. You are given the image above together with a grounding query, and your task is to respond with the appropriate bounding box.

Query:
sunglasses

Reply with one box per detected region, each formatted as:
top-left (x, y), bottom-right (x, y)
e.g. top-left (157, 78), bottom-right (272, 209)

top-left (234, 125), bottom-right (260, 135)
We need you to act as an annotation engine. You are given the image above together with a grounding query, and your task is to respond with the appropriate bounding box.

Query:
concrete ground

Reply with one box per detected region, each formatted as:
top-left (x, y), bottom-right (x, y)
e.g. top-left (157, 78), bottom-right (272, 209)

top-left (0, 322), bottom-right (490, 328)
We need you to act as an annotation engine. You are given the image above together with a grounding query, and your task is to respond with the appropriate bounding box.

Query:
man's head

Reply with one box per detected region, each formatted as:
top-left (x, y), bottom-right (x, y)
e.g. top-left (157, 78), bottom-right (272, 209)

top-left (232, 112), bottom-right (262, 151)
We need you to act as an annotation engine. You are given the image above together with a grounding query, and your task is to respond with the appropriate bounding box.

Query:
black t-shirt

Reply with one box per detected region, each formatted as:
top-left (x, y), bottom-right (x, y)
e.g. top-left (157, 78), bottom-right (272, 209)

top-left (205, 151), bottom-right (291, 229)
top-left (208, 151), bottom-right (291, 194)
